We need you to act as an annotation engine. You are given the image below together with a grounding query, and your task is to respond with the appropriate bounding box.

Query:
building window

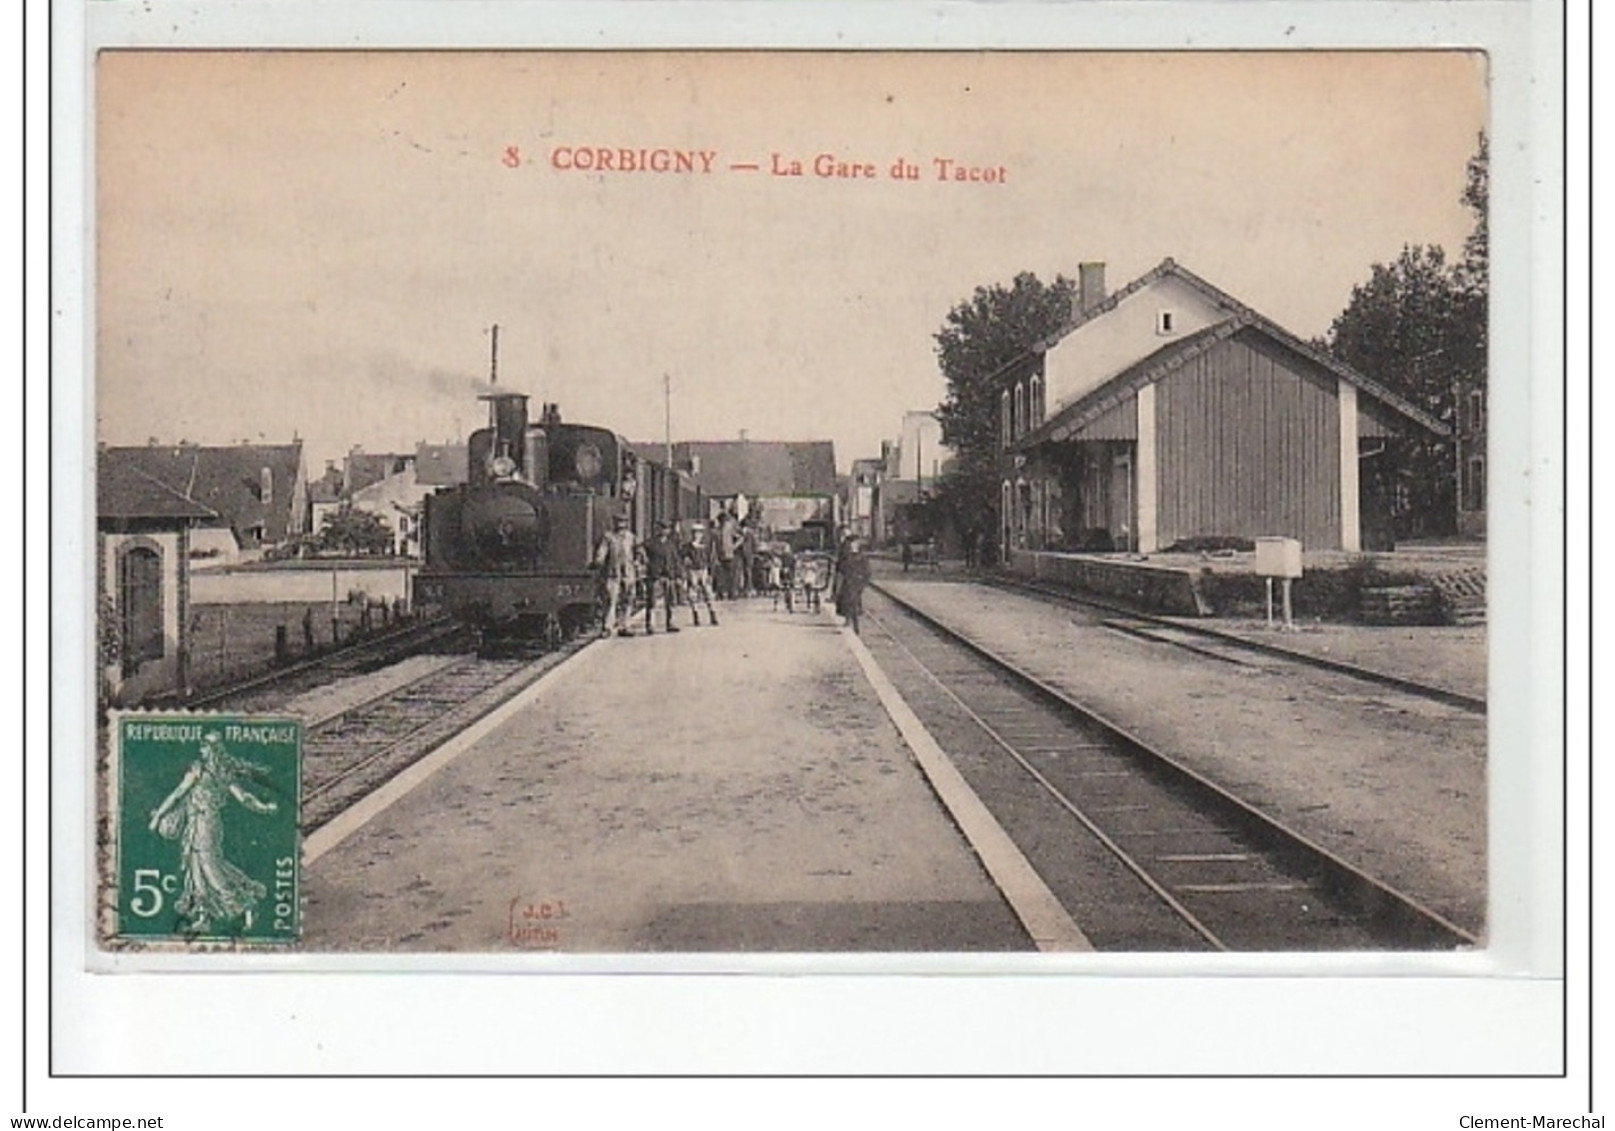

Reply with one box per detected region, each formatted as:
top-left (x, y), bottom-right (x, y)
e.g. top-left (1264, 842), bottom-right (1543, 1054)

top-left (1468, 388), bottom-right (1486, 433)
top-left (1000, 390), bottom-right (1011, 449)
top-left (1156, 310), bottom-right (1176, 335)
top-left (1013, 384), bottom-right (1026, 439)
top-left (1031, 376), bottom-right (1045, 425)
top-left (118, 543), bottom-right (164, 676)
top-left (1463, 455), bottom-right (1487, 512)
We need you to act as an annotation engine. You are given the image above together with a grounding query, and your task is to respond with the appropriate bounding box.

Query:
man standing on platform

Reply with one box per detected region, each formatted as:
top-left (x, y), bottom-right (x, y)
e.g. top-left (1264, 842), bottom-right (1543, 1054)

top-left (715, 509), bottom-right (741, 599)
top-left (836, 535), bottom-right (871, 635)
top-left (681, 523), bottom-right (719, 627)
top-left (594, 512), bottom-right (639, 638)
top-left (643, 521), bottom-right (683, 635)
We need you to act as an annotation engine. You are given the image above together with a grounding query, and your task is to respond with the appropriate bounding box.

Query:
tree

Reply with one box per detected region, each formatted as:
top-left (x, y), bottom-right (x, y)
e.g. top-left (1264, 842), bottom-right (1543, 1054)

top-left (933, 271), bottom-right (1076, 543)
top-left (317, 504), bottom-right (395, 556)
top-left (1325, 135), bottom-right (1487, 538)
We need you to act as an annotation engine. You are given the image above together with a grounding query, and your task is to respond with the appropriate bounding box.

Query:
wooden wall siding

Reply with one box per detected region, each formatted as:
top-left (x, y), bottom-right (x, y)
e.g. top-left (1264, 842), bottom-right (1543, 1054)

top-left (1155, 334), bottom-right (1342, 549)
top-left (1357, 398), bottom-right (1396, 438)
top-left (1069, 397), bottom-right (1137, 441)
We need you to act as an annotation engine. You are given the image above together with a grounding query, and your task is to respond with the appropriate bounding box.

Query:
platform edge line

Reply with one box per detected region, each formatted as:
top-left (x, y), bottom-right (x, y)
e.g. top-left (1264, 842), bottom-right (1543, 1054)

top-left (304, 643), bottom-right (603, 866)
top-left (843, 625), bottom-right (1094, 953)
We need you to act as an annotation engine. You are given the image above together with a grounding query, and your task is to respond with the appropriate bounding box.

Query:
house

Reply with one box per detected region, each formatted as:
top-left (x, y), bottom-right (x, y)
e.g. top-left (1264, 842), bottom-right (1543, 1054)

top-left (312, 445), bottom-right (467, 558)
top-left (347, 460), bottom-right (427, 556)
top-left (996, 259), bottom-right (1446, 558)
top-left (872, 410), bottom-right (957, 549)
top-left (309, 461), bottom-right (345, 534)
top-left (97, 454), bottom-right (219, 704)
top-left (414, 442), bottom-right (469, 489)
top-left (99, 441), bottom-right (310, 564)
top-left (846, 457), bottom-right (885, 541)
top-left (663, 440), bottom-right (840, 531)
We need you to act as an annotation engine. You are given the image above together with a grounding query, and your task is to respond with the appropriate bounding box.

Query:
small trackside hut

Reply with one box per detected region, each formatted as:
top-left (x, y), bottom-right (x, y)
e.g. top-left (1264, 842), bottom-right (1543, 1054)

top-left (995, 259), bottom-right (1447, 567)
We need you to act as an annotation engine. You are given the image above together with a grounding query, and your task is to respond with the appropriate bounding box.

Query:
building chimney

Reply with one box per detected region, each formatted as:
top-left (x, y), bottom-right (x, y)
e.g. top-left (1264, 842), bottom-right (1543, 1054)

top-left (1079, 261), bottom-right (1107, 313)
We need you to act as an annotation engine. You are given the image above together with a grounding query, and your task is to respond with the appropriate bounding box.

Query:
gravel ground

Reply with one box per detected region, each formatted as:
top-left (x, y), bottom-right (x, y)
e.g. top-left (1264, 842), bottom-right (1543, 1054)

top-left (299, 602), bottom-right (1027, 952)
top-left (1194, 619), bottom-right (1487, 703)
top-left (278, 654), bottom-right (463, 726)
top-left (875, 573), bottom-right (1488, 935)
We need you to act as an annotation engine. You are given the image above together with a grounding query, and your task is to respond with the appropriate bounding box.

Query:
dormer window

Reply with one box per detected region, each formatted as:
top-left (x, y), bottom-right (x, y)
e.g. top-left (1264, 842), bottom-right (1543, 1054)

top-left (1156, 310), bottom-right (1176, 335)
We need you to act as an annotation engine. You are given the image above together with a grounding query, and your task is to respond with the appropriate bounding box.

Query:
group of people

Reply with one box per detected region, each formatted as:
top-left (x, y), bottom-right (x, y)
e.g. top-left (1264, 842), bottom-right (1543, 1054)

top-left (592, 513), bottom-right (721, 638)
top-left (591, 512), bottom-right (872, 637)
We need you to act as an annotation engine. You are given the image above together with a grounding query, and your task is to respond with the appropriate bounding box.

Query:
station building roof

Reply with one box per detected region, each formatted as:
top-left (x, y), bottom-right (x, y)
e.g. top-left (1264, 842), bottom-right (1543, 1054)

top-left (1012, 312), bottom-right (1447, 453)
top-left (98, 441), bottom-right (304, 542)
top-left (97, 453), bottom-right (220, 524)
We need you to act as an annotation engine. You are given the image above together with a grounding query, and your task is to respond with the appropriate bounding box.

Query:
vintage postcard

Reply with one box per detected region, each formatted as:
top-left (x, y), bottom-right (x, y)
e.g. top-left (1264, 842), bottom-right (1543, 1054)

top-left (92, 48), bottom-right (1497, 957)
top-left (56, 13), bottom-right (1576, 1089)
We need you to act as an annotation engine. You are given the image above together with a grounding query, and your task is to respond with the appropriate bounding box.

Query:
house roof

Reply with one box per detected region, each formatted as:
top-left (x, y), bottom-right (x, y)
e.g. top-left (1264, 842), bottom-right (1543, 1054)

top-left (100, 442), bottom-right (305, 541)
top-left (1014, 314), bottom-right (1447, 450)
top-left (414, 443), bottom-right (469, 487)
top-left (97, 453), bottom-right (220, 523)
top-left (309, 465), bottom-right (345, 505)
top-left (671, 441), bottom-right (838, 498)
top-left (346, 451), bottom-right (413, 494)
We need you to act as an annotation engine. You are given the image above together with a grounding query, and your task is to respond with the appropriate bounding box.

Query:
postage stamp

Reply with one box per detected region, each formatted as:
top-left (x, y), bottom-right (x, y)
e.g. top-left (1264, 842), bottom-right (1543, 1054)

top-left (111, 715), bottom-right (303, 944)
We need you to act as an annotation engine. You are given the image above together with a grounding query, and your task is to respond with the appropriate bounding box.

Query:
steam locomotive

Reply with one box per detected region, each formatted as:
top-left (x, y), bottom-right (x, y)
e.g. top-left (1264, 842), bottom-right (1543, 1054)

top-left (415, 391), bottom-right (702, 644)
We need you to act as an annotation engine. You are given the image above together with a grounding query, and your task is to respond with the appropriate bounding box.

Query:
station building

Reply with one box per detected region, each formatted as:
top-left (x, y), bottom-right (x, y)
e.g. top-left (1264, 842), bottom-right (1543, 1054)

top-left (995, 259), bottom-right (1446, 560)
top-left (98, 441), bottom-right (310, 565)
top-left (96, 454), bottom-right (218, 704)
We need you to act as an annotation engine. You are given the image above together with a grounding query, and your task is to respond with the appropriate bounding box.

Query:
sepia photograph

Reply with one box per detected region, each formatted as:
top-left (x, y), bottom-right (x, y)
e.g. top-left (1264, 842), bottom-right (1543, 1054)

top-left (88, 48), bottom-right (1498, 958)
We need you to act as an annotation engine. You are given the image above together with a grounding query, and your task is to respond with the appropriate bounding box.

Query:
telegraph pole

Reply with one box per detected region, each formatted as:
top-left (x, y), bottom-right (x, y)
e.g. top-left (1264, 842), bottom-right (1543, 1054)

top-left (486, 323), bottom-right (500, 429)
top-left (664, 373), bottom-right (673, 470)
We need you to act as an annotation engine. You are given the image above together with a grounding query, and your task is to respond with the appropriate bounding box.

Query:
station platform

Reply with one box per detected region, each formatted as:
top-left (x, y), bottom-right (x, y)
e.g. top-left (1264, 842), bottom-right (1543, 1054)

top-left (870, 568), bottom-right (1488, 934)
top-left (299, 597), bottom-right (1039, 952)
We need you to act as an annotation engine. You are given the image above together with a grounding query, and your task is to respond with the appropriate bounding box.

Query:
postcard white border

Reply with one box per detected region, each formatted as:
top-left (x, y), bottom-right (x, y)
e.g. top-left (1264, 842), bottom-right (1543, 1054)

top-left (38, 0), bottom-right (1582, 1104)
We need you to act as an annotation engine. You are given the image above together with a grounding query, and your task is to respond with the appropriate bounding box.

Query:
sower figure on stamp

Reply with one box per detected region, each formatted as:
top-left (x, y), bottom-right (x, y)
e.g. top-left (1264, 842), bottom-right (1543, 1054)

top-left (593, 512), bottom-right (639, 638)
top-left (147, 731), bottom-right (278, 934)
top-left (681, 524), bottom-right (719, 627)
top-left (643, 520), bottom-right (683, 634)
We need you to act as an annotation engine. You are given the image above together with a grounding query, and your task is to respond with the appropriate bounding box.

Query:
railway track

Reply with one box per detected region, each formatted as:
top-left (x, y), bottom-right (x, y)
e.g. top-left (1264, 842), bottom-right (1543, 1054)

top-left (298, 643), bottom-right (583, 832)
top-left (177, 614), bottom-right (466, 714)
top-left (982, 574), bottom-right (1486, 714)
top-left (862, 586), bottom-right (1478, 951)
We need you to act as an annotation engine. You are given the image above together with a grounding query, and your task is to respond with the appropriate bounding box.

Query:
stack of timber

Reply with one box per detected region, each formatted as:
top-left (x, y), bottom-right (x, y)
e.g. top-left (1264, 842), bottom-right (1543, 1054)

top-left (1358, 585), bottom-right (1444, 626)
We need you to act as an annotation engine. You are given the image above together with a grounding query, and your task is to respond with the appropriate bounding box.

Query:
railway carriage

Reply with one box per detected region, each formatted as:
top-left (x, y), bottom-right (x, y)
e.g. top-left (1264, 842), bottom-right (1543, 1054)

top-left (415, 392), bottom-right (701, 644)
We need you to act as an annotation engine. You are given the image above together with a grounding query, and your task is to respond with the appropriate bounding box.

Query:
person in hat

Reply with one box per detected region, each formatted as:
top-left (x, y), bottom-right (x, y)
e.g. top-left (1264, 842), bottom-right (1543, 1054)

top-left (835, 534), bottom-right (871, 635)
top-left (680, 522), bottom-right (719, 627)
top-left (642, 520), bottom-right (683, 634)
top-left (593, 511), bottom-right (640, 637)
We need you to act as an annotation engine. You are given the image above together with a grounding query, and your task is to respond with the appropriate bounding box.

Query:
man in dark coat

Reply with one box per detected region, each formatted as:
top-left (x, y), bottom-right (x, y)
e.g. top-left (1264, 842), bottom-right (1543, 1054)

top-left (835, 536), bottom-right (871, 635)
top-left (643, 521), bottom-right (683, 634)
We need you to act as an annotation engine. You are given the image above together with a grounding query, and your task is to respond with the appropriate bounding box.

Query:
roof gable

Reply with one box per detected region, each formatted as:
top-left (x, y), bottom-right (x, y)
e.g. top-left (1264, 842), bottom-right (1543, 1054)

top-left (101, 443), bottom-right (305, 542)
top-left (1018, 315), bottom-right (1445, 448)
top-left (675, 441), bottom-right (837, 497)
top-left (98, 453), bottom-right (220, 522)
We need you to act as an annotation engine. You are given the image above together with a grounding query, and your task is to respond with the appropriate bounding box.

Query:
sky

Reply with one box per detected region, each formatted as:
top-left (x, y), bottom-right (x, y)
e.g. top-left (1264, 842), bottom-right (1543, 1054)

top-left (94, 50), bottom-right (1487, 474)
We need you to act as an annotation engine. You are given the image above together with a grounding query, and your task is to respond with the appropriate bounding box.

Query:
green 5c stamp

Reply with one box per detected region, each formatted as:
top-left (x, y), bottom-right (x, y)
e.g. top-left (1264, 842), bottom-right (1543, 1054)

top-left (114, 716), bottom-right (302, 943)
